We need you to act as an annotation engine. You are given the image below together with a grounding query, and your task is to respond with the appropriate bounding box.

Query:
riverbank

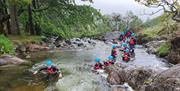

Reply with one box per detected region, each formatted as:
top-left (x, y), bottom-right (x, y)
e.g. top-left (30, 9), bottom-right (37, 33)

top-left (136, 19), bottom-right (180, 65)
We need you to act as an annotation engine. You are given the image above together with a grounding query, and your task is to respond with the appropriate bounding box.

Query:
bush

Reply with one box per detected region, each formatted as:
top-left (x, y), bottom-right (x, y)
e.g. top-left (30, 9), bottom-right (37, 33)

top-left (0, 35), bottom-right (15, 55)
top-left (157, 43), bottom-right (170, 57)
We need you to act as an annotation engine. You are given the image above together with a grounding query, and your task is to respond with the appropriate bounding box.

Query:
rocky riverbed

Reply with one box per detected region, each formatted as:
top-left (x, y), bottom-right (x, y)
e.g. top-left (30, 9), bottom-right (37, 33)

top-left (0, 31), bottom-right (179, 91)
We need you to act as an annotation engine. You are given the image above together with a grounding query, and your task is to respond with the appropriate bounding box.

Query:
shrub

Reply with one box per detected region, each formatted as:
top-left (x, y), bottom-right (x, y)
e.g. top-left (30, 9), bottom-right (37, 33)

top-left (0, 35), bottom-right (15, 55)
top-left (157, 43), bottom-right (170, 57)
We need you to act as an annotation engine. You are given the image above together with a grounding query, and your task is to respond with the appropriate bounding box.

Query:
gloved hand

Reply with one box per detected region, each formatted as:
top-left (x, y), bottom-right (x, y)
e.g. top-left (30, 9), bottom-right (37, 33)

top-left (58, 73), bottom-right (62, 78)
top-left (33, 71), bottom-right (38, 75)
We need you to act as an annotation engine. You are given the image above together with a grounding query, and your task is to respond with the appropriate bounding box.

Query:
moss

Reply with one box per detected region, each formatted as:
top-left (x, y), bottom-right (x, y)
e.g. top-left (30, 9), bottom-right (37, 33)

top-left (157, 43), bottom-right (170, 57)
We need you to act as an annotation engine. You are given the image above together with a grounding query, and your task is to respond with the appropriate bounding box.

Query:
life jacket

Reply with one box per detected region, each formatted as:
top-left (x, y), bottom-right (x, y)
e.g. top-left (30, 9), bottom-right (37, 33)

top-left (109, 61), bottom-right (114, 65)
top-left (47, 67), bottom-right (55, 75)
top-left (104, 62), bottom-right (111, 66)
top-left (94, 63), bottom-right (103, 70)
top-left (123, 54), bottom-right (129, 61)
top-left (129, 39), bottom-right (135, 45)
top-left (127, 32), bottom-right (131, 37)
top-left (112, 49), bottom-right (117, 57)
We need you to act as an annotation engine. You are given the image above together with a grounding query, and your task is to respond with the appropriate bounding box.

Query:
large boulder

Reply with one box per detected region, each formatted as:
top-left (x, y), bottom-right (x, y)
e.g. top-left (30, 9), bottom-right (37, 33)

top-left (107, 64), bottom-right (155, 90)
top-left (103, 31), bottom-right (120, 42)
top-left (145, 40), bottom-right (166, 54)
top-left (167, 37), bottom-right (180, 64)
top-left (126, 68), bottom-right (154, 90)
top-left (107, 66), bottom-right (126, 85)
top-left (143, 64), bottom-right (180, 91)
top-left (27, 44), bottom-right (49, 52)
top-left (0, 55), bottom-right (26, 66)
top-left (16, 45), bottom-right (26, 53)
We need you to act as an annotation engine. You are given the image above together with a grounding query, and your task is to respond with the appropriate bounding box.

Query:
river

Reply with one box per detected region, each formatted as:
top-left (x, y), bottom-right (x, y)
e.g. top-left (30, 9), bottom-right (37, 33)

top-left (0, 41), bottom-right (172, 91)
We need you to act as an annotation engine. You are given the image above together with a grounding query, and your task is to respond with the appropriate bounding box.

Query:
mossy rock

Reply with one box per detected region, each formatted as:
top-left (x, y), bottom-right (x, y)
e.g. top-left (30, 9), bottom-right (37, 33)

top-left (157, 43), bottom-right (170, 57)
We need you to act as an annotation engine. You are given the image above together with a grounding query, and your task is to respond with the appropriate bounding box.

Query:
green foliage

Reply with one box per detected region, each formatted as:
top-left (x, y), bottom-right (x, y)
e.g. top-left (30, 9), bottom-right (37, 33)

top-left (0, 35), bottom-right (15, 55)
top-left (106, 11), bottom-right (142, 32)
top-left (9, 35), bottom-right (44, 44)
top-left (141, 13), bottom-right (177, 39)
top-left (142, 24), bottom-right (164, 38)
top-left (17, 0), bottom-right (110, 39)
top-left (157, 43), bottom-right (170, 57)
top-left (143, 16), bottom-right (162, 28)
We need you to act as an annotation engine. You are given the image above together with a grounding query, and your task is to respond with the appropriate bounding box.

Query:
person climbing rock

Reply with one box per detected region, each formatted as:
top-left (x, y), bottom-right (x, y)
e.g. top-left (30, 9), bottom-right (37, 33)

top-left (33, 59), bottom-right (62, 80)
top-left (122, 48), bottom-right (130, 62)
top-left (108, 55), bottom-right (114, 65)
top-left (129, 37), bottom-right (136, 50)
top-left (94, 58), bottom-right (103, 70)
top-left (111, 45), bottom-right (117, 62)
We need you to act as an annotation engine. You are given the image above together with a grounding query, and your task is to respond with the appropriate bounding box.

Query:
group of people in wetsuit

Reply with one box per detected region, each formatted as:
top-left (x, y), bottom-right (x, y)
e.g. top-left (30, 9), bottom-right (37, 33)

top-left (32, 30), bottom-right (136, 79)
top-left (94, 30), bottom-right (137, 70)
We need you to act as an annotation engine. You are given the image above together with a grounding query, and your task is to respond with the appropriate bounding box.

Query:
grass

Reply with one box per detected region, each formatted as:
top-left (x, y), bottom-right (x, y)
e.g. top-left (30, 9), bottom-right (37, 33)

top-left (8, 35), bottom-right (44, 45)
top-left (0, 35), bottom-right (15, 55)
top-left (142, 24), bottom-right (164, 39)
top-left (157, 43), bottom-right (170, 57)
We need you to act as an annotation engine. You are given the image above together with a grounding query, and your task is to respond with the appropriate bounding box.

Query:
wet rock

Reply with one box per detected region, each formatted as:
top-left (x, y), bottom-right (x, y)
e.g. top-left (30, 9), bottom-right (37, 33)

top-left (43, 36), bottom-right (58, 44)
top-left (107, 66), bottom-right (126, 85)
top-left (145, 40), bottom-right (166, 54)
top-left (167, 51), bottom-right (180, 64)
top-left (103, 31), bottom-right (120, 42)
top-left (77, 42), bottom-right (84, 47)
top-left (76, 38), bottom-right (81, 41)
top-left (27, 44), bottom-right (49, 52)
top-left (0, 55), bottom-right (26, 66)
top-left (143, 63), bottom-right (180, 91)
top-left (54, 40), bottom-right (66, 47)
top-left (126, 68), bottom-right (154, 90)
top-left (107, 64), bottom-right (156, 90)
top-left (167, 37), bottom-right (180, 64)
top-left (111, 87), bottom-right (126, 91)
top-left (16, 45), bottom-right (26, 52)
top-left (65, 40), bottom-right (71, 45)
top-left (110, 83), bottom-right (134, 91)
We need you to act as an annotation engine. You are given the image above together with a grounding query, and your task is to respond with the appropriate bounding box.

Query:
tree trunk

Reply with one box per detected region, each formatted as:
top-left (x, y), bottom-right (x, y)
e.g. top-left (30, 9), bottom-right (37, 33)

top-left (3, 0), bottom-right (11, 34)
top-left (0, 0), bottom-right (4, 34)
top-left (28, 4), bottom-right (35, 35)
top-left (9, 0), bottom-right (20, 35)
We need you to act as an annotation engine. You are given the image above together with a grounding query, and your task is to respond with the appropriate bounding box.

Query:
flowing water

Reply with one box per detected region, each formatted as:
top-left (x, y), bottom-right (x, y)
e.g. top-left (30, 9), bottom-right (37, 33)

top-left (0, 41), bottom-right (172, 91)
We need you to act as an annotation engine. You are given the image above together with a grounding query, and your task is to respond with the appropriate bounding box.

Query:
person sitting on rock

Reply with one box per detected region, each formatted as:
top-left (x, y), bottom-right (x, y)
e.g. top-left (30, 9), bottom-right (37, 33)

top-left (33, 59), bottom-right (62, 80)
top-left (108, 56), bottom-right (115, 65)
top-left (119, 32), bottom-right (125, 42)
top-left (94, 58), bottom-right (103, 70)
top-left (129, 37), bottom-right (136, 50)
top-left (122, 48), bottom-right (130, 62)
top-left (111, 45), bottom-right (117, 62)
top-left (104, 56), bottom-right (113, 67)
top-left (122, 42), bottom-right (129, 50)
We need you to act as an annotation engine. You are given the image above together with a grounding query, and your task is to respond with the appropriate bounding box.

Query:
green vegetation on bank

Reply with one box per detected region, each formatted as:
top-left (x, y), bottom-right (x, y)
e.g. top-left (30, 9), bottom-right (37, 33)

top-left (8, 35), bottom-right (44, 44)
top-left (157, 43), bottom-right (170, 57)
top-left (0, 35), bottom-right (15, 55)
top-left (141, 14), bottom-right (177, 39)
top-left (0, 0), bottom-right (111, 40)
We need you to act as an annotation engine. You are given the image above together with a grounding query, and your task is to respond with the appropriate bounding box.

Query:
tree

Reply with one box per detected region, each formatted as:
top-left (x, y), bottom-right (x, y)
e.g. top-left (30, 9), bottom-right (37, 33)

top-left (9, 0), bottom-right (20, 35)
top-left (0, 0), bottom-right (11, 35)
top-left (135, 0), bottom-right (180, 22)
